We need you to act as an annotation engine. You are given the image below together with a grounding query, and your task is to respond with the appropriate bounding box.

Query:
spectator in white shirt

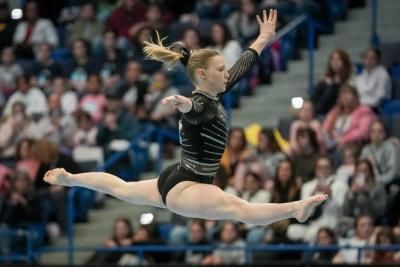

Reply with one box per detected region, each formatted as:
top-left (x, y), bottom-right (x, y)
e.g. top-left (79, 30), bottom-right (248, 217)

top-left (333, 215), bottom-right (374, 264)
top-left (13, 1), bottom-right (58, 58)
top-left (287, 156), bottom-right (348, 242)
top-left (355, 48), bottom-right (391, 109)
top-left (4, 75), bottom-right (48, 116)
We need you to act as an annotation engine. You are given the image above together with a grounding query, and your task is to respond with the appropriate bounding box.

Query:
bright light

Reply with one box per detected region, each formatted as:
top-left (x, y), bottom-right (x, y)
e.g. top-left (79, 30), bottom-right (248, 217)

top-left (11, 9), bottom-right (23, 20)
top-left (140, 213), bottom-right (154, 225)
top-left (291, 97), bottom-right (304, 109)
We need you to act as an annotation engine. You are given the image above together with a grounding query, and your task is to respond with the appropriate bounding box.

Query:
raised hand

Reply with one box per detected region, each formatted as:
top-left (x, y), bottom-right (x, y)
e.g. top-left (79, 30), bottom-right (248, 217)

top-left (256, 9), bottom-right (278, 41)
top-left (161, 95), bottom-right (192, 113)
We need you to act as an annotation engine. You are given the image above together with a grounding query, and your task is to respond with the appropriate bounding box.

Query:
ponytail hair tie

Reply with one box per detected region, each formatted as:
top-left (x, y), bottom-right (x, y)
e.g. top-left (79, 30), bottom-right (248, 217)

top-left (170, 42), bottom-right (190, 66)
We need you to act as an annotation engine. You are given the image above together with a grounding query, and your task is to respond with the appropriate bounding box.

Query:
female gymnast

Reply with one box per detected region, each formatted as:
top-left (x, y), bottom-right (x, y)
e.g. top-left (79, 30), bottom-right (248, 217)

top-left (44, 9), bottom-right (328, 225)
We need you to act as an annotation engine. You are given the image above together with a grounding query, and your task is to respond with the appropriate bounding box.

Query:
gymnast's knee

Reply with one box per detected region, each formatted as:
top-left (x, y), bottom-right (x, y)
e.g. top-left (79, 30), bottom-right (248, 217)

top-left (227, 196), bottom-right (250, 222)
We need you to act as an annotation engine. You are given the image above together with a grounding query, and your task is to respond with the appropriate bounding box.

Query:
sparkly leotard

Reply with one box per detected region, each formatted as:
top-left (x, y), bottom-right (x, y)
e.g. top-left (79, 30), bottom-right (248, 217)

top-left (157, 48), bottom-right (259, 204)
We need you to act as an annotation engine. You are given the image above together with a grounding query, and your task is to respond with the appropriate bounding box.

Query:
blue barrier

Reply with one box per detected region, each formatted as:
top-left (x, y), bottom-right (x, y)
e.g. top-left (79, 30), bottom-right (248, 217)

top-left (33, 243), bottom-right (400, 266)
top-left (0, 228), bottom-right (33, 263)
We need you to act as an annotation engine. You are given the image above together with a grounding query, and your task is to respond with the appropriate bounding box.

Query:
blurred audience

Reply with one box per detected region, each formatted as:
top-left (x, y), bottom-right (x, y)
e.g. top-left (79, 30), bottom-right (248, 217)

top-left (360, 120), bottom-right (400, 185)
top-left (312, 49), bottom-right (352, 115)
top-left (288, 156), bottom-right (348, 242)
top-left (13, 1), bottom-right (58, 59)
top-left (355, 48), bottom-right (391, 109)
top-left (322, 84), bottom-right (376, 149)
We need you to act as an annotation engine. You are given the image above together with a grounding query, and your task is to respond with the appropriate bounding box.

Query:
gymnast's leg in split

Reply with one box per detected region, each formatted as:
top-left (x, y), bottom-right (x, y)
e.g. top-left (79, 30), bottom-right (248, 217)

top-left (43, 168), bottom-right (327, 225)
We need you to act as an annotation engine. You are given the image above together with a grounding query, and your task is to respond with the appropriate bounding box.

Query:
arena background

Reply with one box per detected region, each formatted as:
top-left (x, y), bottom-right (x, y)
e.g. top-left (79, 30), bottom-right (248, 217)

top-left (0, 0), bottom-right (400, 266)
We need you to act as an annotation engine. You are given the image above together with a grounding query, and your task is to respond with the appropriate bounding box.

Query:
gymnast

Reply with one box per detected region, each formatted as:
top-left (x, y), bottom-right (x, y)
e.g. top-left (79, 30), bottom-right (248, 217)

top-left (44, 9), bottom-right (327, 225)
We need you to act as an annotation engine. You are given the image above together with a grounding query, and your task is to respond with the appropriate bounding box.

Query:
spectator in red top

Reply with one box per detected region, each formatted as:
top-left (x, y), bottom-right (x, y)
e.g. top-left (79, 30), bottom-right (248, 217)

top-left (106, 0), bottom-right (147, 40)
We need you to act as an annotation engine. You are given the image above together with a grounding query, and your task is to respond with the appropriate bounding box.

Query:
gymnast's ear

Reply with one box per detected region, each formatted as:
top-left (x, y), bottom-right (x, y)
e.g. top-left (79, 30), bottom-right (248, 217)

top-left (196, 68), bottom-right (207, 80)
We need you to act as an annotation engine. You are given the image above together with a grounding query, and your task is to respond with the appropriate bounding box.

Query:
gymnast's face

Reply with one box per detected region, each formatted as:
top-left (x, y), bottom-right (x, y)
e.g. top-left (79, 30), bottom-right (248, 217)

top-left (197, 55), bottom-right (229, 94)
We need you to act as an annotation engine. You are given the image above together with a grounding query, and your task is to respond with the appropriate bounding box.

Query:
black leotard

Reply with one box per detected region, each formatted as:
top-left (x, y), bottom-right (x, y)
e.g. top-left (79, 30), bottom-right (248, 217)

top-left (158, 48), bottom-right (259, 204)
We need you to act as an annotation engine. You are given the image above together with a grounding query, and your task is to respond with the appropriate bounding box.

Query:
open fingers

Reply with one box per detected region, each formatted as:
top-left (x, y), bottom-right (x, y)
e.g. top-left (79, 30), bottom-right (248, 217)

top-left (272, 9), bottom-right (277, 23)
top-left (256, 14), bottom-right (262, 25)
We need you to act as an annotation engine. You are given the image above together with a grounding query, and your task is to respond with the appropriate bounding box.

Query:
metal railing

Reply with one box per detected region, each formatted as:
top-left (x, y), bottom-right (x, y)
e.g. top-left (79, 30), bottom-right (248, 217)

top-left (33, 243), bottom-right (400, 266)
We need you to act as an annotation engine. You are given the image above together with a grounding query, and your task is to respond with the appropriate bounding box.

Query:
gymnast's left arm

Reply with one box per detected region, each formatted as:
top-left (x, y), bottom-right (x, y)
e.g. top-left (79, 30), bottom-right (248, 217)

top-left (225, 9), bottom-right (277, 91)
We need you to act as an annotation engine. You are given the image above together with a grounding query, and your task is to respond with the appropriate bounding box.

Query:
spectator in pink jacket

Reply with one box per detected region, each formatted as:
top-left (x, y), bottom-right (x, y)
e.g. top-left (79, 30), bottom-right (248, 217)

top-left (79, 74), bottom-right (106, 123)
top-left (323, 84), bottom-right (376, 148)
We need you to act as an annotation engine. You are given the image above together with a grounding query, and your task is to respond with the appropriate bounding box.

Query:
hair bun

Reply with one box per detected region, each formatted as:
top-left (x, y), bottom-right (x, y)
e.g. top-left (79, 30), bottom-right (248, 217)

top-left (170, 42), bottom-right (190, 66)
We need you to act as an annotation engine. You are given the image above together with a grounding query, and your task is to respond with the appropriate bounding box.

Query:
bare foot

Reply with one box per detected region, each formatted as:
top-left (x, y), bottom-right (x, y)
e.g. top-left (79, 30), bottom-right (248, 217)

top-left (294, 194), bottom-right (328, 223)
top-left (44, 168), bottom-right (72, 187)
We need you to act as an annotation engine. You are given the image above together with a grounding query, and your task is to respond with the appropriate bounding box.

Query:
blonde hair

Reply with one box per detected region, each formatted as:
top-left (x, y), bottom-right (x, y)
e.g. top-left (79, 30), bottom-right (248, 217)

top-left (143, 32), bottom-right (220, 83)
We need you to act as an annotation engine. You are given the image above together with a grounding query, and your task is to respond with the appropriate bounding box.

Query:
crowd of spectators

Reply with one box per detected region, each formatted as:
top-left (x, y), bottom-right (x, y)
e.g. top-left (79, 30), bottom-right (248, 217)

top-left (1, 0), bottom-right (400, 265)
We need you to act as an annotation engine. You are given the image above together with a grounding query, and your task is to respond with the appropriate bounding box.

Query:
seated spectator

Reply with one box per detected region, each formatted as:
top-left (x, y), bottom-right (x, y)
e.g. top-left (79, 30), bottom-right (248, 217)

top-left (96, 30), bottom-right (126, 90)
top-left (87, 217), bottom-right (134, 264)
top-left (288, 156), bottom-right (348, 242)
top-left (0, 2), bottom-right (16, 51)
top-left (124, 224), bottom-right (166, 264)
top-left (355, 48), bottom-right (391, 109)
top-left (242, 172), bottom-right (271, 203)
top-left (180, 27), bottom-right (202, 51)
top-left (333, 215), bottom-right (374, 264)
top-left (68, 2), bottom-right (103, 47)
top-left (312, 49), bottom-right (352, 115)
top-left (335, 144), bottom-right (359, 184)
top-left (113, 61), bottom-right (148, 114)
top-left (0, 170), bottom-right (41, 227)
top-left (96, 90), bottom-right (142, 154)
top-left (291, 128), bottom-right (320, 183)
top-left (71, 110), bottom-right (98, 148)
top-left (202, 221), bottom-right (245, 265)
top-left (183, 220), bottom-right (211, 264)
top-left (209, 22), bottom-right (242, 69)
top-left (360, 120), bottom-right (400, 185)
top-left (64, 38), bottom-right (99, 94)
top-left (128, 4), bottom-right (170, 40)
top-left (79, 74), bottom-right (107, 123)
top-left (231, 159), bottom-right (269, 194)
top-left (342, 159), bottom-right (387, 223)
top-left (227, 0), bottom-right (259, 45)
top-left (288, 101), bottom-right (324, 155)
top-left (253, 127), bottom-right (286, 178)
top-left (31, 42), bottom-right (62, 91)
top-left (141, 71), bottom-right (179, 128)
top-left (322, 84), bottom-right (376, 149)
top-left (0, 47), bottom-right (23, 101)
top-left (364, 227), bottom-right (400, 264)
top-left (47, 92), bottom-right (77, 145)
top-left (0, 102), bottom-right (35, 159)
top-left (15, 138), bottom-right (41, 181)
top-left (50, 76), bottom-right (78, 116)
top-left (311, 227), bottom-right (338, 263)
top-left (13, 1), bottom-right (58, 59)
top-left (106, 0), bottom-right (148, 41)
top-left (270, 159), bottom-right (300, 203)
top-left (4, 75), bottom-right (48, 117)
top-left (221, 127), bottom-right (252, 178)
top-left (129, 26), bottom-right (163, 75)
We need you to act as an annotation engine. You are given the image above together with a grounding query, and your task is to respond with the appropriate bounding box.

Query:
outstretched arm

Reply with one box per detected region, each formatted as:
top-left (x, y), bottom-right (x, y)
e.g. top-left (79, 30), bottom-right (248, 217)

top-left (226, 9), bottom-right (277, 91)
